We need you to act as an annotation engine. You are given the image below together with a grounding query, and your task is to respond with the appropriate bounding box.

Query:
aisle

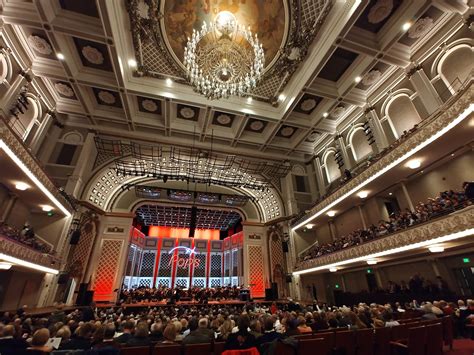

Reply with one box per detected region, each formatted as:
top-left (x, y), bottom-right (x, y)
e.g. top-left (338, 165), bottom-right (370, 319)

top-left (445, 339), bottom-right (474, 354)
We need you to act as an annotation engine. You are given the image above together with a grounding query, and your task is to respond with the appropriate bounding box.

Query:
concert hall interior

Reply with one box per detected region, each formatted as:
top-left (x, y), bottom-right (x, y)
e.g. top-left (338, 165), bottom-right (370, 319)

top-left (0, 0), bottom-right (473, 354)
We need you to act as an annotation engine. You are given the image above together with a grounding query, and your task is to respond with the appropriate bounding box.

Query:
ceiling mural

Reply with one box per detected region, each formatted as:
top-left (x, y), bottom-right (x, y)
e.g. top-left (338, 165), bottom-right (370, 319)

top-left (163, 0), bottom-right (286, 69)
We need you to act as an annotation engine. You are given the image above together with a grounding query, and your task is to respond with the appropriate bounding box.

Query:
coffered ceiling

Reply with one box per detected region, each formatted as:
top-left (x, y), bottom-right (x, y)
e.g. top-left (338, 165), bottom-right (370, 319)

top-left (0, 0), bottom-right (467, 162)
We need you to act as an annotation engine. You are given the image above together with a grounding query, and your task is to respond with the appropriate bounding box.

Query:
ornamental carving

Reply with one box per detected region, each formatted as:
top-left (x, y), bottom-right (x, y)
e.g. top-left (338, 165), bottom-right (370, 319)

top-left (296, 205), bottom-right (474, 271)
top-left (294, 84), bottom-right (473, 227)
top-left (54, 82), bottom-right (74, 97)
top-left (81, 45), bottom-right (104, 65)
top-left (0, 236), bottom-right (61, 268)
top-left (141, 99), bottom-right (158, 112)
top-left (362, 70), bottom-right (382, 86)
top-left (27, 35), bottom-right (53, 55)
top-left (98, 91), bottom-right (116, 104)
top-left (408, 17), bottom-right (434, 39)
top-left (367, 0), bottom-right (393, 24)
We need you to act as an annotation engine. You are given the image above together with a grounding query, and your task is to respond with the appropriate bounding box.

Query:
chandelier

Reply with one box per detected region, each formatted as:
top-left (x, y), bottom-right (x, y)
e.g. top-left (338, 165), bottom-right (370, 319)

top-left (183, 11), bottom-right (264, 100)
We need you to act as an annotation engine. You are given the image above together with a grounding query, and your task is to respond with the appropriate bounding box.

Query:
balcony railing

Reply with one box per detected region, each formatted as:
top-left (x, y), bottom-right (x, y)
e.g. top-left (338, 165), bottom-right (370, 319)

top-left (295, 205), bottom-right (474, 272)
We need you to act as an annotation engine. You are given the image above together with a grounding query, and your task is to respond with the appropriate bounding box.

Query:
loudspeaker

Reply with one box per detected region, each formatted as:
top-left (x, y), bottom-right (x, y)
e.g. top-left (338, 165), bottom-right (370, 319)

top-left (76, 283), bottom-right (90, 306)
top-left (57, 272), bottom-right (70, 284)
top-left (286, 275), bottom-right (292, 283)
top-left (271, 282), bottom-right (278, 300)
top-left (282, 241), bottom-right (289, 253)
top-left (70, 230), bottom-right (81, 245)
top-left (189, 206), bottom-right (197, 238)
top-left (265, 288), bottom-right (275, 301)
top-left (84, 290), bottom-right (94, 305)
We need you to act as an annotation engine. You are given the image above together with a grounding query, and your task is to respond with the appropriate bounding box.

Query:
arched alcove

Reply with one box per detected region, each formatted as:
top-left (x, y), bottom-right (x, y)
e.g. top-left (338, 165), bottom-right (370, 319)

top-left (13, 95), bottom-right (41, 139)
top-left (350, 127), bottom-right (372, 162)
top-left (386, 95), bottom-right (421, 138)
top-left (323, 150), bottom-right (340, 183)
top-left (438, 45), bottom-right (474, 92)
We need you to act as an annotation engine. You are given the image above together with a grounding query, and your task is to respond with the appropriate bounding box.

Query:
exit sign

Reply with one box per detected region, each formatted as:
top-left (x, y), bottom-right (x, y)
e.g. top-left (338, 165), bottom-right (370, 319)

top-left (367, 269), bottom-right (372, 274)
top-left (463, 258), bottom-right (470, 263)
top-left (335, 284), bottom-right (340, 289)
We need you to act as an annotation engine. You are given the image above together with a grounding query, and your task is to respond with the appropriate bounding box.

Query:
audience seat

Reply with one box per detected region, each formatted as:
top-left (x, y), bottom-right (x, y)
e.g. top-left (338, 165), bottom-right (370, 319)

top-left (442, 316), bottom-right (454, 350)
top-left (334, 330), bottom-right (355, 355)
top-left (120, 346), bottom-right (151, 355)
top-left (313, 330), bottom-right (335, 348)
top-left (391, 324), bottom-right (409, 341)
top-left (221, 347), bottom-right (259, 355)
top-left (374, 326), bottom-right (392, 355)
top-left (152, 344), bottom-right (181, 355)
top-left (390, 325), bottom-right (426, 355)
top-left (355, 328), bottom-right (374, 355)
top-left (214, 342), bottom-right (226, 355)
top-left (297, 338), bottom-right (328, 355)
top-left (425, 323), bottom-right (443, 355)
top-left (183, 343), bottom-right (212, 355)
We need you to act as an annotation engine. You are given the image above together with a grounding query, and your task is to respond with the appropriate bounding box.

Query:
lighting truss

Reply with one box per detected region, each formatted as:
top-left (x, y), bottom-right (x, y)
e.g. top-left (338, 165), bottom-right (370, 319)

top-left (95, 137), bottom-right (291, 190)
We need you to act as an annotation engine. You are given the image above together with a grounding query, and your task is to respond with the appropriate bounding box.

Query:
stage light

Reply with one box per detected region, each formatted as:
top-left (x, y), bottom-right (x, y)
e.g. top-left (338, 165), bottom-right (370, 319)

top-left (15, 182), bottom-right (30, 191)
top-left (56, 53), bottom-right (65, 60)
top-left (402, 22), bottom-right (412, 31)
top-left (357, 191), bottom-right (368, 199)
top-left (42, 205), bottom-right (53, 212)
top-left (429, 245), bottom-right (444, 253)
top-left (327, 210), bottom-right (336, 217)
top-left (367, 259), bottom-right (378, 265)
top-left (0, 262), bottom-right (12, 270)
top-left (329, 267), bottom-right (338, 272)
top-left (389, 192), bottom-right (393, 196)
top-left (406, 159), bottom-right (421, 169)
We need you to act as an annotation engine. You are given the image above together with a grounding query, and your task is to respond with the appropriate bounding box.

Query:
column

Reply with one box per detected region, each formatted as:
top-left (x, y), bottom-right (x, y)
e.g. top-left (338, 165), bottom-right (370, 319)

top-left (313, 156), bottom-right (327, 196)
top-left (0, 70), bottom-right (29, 117)
top-left (408, 67), bottom-right (443, 115)
top-left (357, 205), bottom-right (367, 229)
top-left (366, 108), bottom-right (389, 150)
top-left (282, 173), bottom-right (298, 215)
top-left (0, 194), bottom-right (17, 223)
top-left (400, 181), bottom-right (415, 212)
top-left (374, 268), bottom-right (384, 289)
top-left (328, 220), bottom-right (337, 241)
top-left (337, 135), bottom-right (352, 170)
top-left (65, 132), bottom-right (95, 198)
top-left (292, 274), bottom-right (302, 300)
top-left (29, 112), bottom-right (54, 154)
top-left (340, 274), bottom-right (347, 292)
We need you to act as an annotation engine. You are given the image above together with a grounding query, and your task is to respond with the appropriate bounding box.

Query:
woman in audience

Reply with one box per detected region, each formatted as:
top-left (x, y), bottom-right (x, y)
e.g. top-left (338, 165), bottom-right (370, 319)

top-left (160, 323), bottom-right (178, 344)
top-left (218, 319), bottom-right (233, 341)
top-left (225, 315), bottom-right (257, 350)
top-left (27, 328), bottom-right (53, 354)
top-left (348, 312), bottom-right (367, 330)
top-left (126, 322), bottom-right (151, 346)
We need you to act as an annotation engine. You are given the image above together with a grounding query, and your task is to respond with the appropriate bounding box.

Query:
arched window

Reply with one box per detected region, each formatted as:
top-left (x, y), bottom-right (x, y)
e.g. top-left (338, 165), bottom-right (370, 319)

top-left (438, 45), bottom-right (474, 92)
top-left (324, 151), bottom-right (340, 183)
top-left (386, 95), bottom-right (421, 138)
top-left (11, 95), bottom-right (41, 140)
top-left (350, 128), bottom-right (372, 162)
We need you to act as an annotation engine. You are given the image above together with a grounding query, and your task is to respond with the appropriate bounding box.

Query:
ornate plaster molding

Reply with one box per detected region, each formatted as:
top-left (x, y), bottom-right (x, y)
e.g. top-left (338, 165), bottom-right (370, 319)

top-left (0, 236), bottom-right (61, 268)
top-left (296, 205), bottom-right (474, 271)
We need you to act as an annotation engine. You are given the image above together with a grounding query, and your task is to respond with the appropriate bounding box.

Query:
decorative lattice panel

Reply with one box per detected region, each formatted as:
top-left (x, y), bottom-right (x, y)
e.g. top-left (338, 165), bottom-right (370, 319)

top-left (232, 249), bottom-right (239, 276)
top-left (157, 278), bottom-right (170, 287)
top-left (139, 252), bottom-right (155, 277)
top-left (133, 248), bottom-right (142, 276)
top-left (139, 277), bottom-right (152, 287)
top-left (193, 253), bottom-right (206, 277)
top-left (125, 246), bottom-right (135, 275)
top-left (252, 75), bottom-right (282, 99)
top-left (210, 253), bottom-right (222, 277)
top-left (142, 42), bottom-right (179, 76)
top-left (248, 245), bottom-right (265, 298)
top-left (176, 253), bottom-right (190, 277)
top-left (192, 278), bottom-right (205, 287)
top-left (224, 251), bottom-right (230, 277)
top-left (70, 222), bottom-right (95, 278)
top-left (93, 239), bottom-right (123, 301)
top-left (224, 277), bottom-right (230, 286)
top-left (270, 236), bottom-right (285, 274)
top-left (300, 0), bottom-right (331, 29)
top-left (175, 278), bottom-right (188, 288)
top-left (231, 277), bottom-right (239, 286)
top-left (210, 278), bottom-right (222, 287)
top-left (158, 253), bottom-right (172, 277)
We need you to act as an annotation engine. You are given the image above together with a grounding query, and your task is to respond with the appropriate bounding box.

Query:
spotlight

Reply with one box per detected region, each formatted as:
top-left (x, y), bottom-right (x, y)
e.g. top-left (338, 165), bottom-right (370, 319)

top-left (305, 224), bottom-right (314, 229)
top-left (354, 76), bottom-right (362, 83)
top-left (0, 262), bottom-right (12, 270)
top-left (402, 22), bottom-right (412, 31)
top-left (278, 94), bottom-right (285, 101)
top-left (247, 97), bottom-right (253, 103)
top-left (357, 191), bottom-right (368, 199)
top-left (323, 112), bottom-right (328, 118)
top-left (327, 211), bottom-right (336, 217)
top-left (166, 78), bottom-right (173, 85)
top-left (406, 159), bottom-right (421, 170)
top-left (128, 59), bottom-right (137, 67)
top-left (42, 205), bottom-right (53, 212)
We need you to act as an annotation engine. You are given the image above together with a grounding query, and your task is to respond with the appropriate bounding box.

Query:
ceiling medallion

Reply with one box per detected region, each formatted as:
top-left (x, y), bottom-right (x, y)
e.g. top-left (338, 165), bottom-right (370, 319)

top-left (216, 114), bottom-right (232, 125)
top-left (54, 82), bottom-right (74, 97)
top-left (98, 91), bottom-right (115, 104)
top-left (180, 107), bottom-right (195, 119)
top-left (280, 126), bottom-right (295, 137)
top-left (27, 35), bottom-right (53, 55)
top-left (333, 106), bottom-right (346, 118)
top-left (142, 99), bottom-right (158, 112)
top-left (249, 120), bottom-right (264, 131)
top-left (367, 0), bottom-right (393, 24)
top-left (183, 11), bottom-right (264, 100)
top-left (362, 69), bottom-right (382, 86)
top-left (81, 46), bottom-right (104, 65)
top-left (408, 17), bottom-right (434, 39)
top-left (300, 98), bottom-right (317, 112)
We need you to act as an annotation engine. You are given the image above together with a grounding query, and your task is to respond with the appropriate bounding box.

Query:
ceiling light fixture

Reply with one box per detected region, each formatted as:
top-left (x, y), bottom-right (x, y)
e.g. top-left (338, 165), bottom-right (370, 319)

top-left (0, 253), bottom-right (59, 274)
top-left (327, 211), bottom-right (336, 217)
top-left (406, 159), bottom-right (421, 169)
top-left (354, 76), bottom-right (362, 83)
top-left (357, 191), bottom-right (368, 199)
top-left (41, 205), bottom-right (53, 212)
top-left (15, 182), bottom-right (30, 191)
top-left (323, 112), bottom-right (329, 118)
top-left (0, 262), bottom-right (12, 270)
top-left (402, 22), bottom-right (412, 31)
top-left (429, 245), bottom-right (444, 253)
top-left (329, 267), bottom-right (338, 272)
top-left (278, 94), bottom-right (286, 101)
top-left (165, 78), bottom-right (173, 85)
top-left (247, 97), bottom-right (253, 104)
top-left (293, 228), bottom-right (474, 275)
top-left (367, 259), bottom-right (378, 265)
top-left (128, 59), bottom-right (137, 67)
top-left (305, 224), bottom-right (314, 229)
top-left (183, 11), bottom-right (264, 100)
top-left (0, 140), bottom-right (71, 217)
top-left (56, 53), bottom-right (65, 60)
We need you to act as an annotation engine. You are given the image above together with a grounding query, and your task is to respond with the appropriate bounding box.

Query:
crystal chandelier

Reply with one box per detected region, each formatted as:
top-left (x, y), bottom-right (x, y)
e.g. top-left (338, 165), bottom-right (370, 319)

top-left (183, 11), bottom-right (265, 100)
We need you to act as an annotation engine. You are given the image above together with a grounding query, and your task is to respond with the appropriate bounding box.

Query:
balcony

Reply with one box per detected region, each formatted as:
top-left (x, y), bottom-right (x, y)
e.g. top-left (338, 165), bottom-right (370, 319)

top-left (294, 205), bottom-right (474, 274)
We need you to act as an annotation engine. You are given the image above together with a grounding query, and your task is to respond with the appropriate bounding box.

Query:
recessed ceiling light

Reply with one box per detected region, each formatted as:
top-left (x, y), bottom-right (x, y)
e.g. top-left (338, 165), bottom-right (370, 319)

top-left (329, 267), bottom-right (338, 272)
top-left (357, 191), bottom-right (368, 199)
top-left (247, 97), bottom-right (253, 103)
top-left (42, 205), bottom-right (53, 212)
top-left (15, 182), bottom-right (30, 191)
top-left (323, 112), bottom-right (329, 118)
top-left (406, 159), bottom-right (421, 169)
top-left (367, 259), bottom-right (378, 265)
top-left (402, 22), bottom-right (412, 31)
top-left (305, 224), bottom-right (314, 229)
top-left (451, 153), bottom-right (455, 157)
top-left (429, 245), bottom-right (444, 253)
top-left (327, 210), bottom-right (336, 217)
top-left (0, 262), bottom-right (12, 270)
top-left (278, 94), bottom-right (285, 101)
top-left (56, 53), bottom-right (65, 60)
top-left (128, 59), bottom-right (137, 67)
top-left (165, 78), bottom-right (173, 85)
top-left (354, 76), bottom-right (362, 83)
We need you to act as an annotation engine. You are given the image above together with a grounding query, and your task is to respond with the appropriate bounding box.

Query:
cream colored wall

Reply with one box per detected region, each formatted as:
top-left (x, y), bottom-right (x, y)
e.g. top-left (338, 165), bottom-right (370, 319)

top-left (333, 207), bottom-right (364, 236)
top-left (28, 213), bottom-right (69, 247)
top-left (0, 268), bottom-right (44, 310)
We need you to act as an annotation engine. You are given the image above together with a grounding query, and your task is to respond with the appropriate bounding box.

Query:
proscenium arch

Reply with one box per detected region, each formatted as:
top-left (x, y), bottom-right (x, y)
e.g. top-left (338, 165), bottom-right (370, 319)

top-left (82, 162), bottom-right (285, 223)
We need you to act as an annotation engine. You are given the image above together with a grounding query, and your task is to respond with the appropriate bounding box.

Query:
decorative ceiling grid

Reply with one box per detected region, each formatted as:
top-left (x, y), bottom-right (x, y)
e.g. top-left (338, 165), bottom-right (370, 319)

top-left (0, 0), bottom-right (464, 164)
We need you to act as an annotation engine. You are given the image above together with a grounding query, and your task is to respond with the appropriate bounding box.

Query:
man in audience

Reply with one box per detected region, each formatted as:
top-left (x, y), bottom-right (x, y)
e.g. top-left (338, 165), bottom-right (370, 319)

top-left (0, 324), bottom-right (28, 354)
top-left (257, 316), bottom-right (282, 347)
top-left (115, 320), bottom-right (134, 343)
top-left (62, 323), bottom-right (94, 350)
top-left (126, 322), bottom-right (151, 346)
top-left (182, 318), bottom-right (210, 344)
top-left (93, 324), bottom-right (120, 352)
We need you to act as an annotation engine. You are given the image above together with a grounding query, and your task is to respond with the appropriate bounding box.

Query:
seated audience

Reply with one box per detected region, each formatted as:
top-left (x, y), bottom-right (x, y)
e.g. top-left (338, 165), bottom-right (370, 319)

top-left (0, 324), bottom-right (28, 354)
top-left (93, 324), bottom-right (120, 352)
top-left (27, 328), bottom-right (53, 354)
top-left (225, 315), bottom-right (257, 350)
top-left (126, 322), bottom-right (151, 346)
